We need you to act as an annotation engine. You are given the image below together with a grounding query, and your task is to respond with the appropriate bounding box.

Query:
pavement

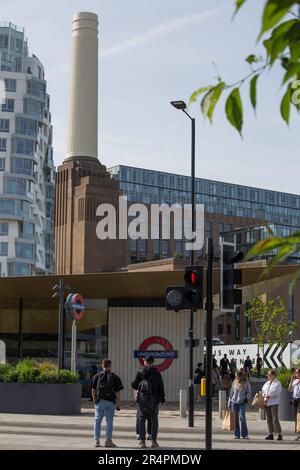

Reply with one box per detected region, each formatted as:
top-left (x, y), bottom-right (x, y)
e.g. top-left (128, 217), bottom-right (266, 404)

top-left (0, 400), bottom-right (299, 450)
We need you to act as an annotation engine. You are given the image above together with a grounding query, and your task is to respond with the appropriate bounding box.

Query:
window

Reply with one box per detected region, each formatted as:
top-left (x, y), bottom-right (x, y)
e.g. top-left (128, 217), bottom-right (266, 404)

top-left (2, 99), bottom-right (14, 112)
top-left (14, 138), bottom-right (35, 156)
top-left (45, 233), bottom-right (52, 250)
top-left (153, 239), bottom-right (160, 256)
top-left (217, 324), bottom-right (224, 335)
top-left (130, 239), bottom-right (137, 254)
top-left (4, 78), bottom-right (16, 91)
top-left (175, 239), bottom-right (182, 253)
top-left (0, 158), bottom-right (5, 171)
top-left (15, 117), bottom-right (37, 137)
top-left (27, 79), bottom-right (46, 99)
top-left (227, 324), bottom-right (232, 335)
top-left (0, 242), bottom-right (8, 256)
top-left (8, 262), bottom-right (31, 276)
top-left (11, 158), bottom-right (33, 176)
top-left (0, 223), bottom-right (8, 235)
top-left (218, 223), bottom-right (224, 235)
top-left (139, 239), bottom-right (147, 256)
top-left (162, 240), bottom-right (169, 258)
top-left (24, 98), bottom-right (43, 119)
top-left (0, 199), bottom-right (15, 215)
top-left (15, 242), bottom-right (34, 260)
top-left (16, 38), bottom-right (23, 53)
top-left (0, 119), bottom-right (9, 132)
top-left (20, 222), bottom-right (34, 239)
top-left (0, 139), bottom-right (7, 152)
top-left (0, 33), bottom-right (9, 48)
top-left (4, 177), bottom-right (30, 195)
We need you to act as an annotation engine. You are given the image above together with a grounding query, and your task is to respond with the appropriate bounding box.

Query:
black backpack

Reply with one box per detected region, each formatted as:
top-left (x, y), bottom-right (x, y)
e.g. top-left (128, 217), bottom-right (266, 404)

top-left (96, 371), bottom-right (115, 403)
top-left (137, 371), bottom-right (155, 415)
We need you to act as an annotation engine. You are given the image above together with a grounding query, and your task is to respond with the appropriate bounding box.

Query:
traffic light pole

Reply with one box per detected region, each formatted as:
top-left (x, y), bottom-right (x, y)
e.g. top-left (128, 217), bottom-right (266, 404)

top-left (188, 116), bottom-right (196, 428)
top-left (58, 278), bottom-right (65, 370)
top-left (205, 237), bottom-right (213, 450)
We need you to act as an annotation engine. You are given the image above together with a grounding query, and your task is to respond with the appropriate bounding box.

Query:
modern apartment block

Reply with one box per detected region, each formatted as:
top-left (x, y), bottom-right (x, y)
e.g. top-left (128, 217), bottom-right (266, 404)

top-left (108, 165), bottom-right (300, 263)
top-left (0, 22), bottom-right (55, 276)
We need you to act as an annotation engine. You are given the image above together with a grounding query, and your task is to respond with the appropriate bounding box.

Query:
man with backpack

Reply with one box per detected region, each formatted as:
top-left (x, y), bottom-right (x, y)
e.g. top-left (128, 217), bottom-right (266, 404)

top-left (91, 359), bottom-right (124, 448)
top-left (132, 355), bottom-right (165, 449)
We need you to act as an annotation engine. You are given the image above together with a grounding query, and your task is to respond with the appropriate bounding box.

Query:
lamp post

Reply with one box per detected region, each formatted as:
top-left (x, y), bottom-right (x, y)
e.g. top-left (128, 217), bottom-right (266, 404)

top-left (170, 100), bottom-right (196, 427)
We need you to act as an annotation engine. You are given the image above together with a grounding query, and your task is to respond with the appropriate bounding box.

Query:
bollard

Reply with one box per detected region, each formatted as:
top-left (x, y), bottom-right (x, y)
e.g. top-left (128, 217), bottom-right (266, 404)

top-left (219, 390), bottom-right (227, 419)
top-left (259, 407), bottom-right (266, 420)
top-left (179, 389), bottom-right (187, 418)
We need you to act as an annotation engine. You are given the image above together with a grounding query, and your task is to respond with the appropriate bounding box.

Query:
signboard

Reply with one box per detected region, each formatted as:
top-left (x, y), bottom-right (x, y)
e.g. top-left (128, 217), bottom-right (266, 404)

top-left (0, 340), bottom-right (6, 364)
top-left (134, 336), bottom-right (178, 372)
top-left (212, 342), bottom-right (295, 369)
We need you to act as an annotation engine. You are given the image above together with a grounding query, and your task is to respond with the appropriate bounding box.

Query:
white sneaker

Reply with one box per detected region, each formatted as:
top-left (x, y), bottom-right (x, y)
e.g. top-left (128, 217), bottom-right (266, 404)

top-left (93, 439), bottom-right (100, 447)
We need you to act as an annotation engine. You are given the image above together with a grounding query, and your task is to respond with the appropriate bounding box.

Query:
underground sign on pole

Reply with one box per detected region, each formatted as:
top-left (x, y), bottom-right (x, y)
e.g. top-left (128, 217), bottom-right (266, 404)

top-left (65, 293), bottom-right (85, 373)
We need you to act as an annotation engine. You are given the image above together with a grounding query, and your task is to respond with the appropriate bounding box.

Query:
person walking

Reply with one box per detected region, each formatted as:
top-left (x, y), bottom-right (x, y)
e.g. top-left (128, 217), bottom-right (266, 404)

top-left (228, 370), bottom-right (251, 440)
top-left (132, 356), bottom-right (165, 449)
top-left (288, 368), bottom-right (300, 441)
top-left (222, 370), bottom-right (232, 398)
top-left (194, 362), bottom-right (204, 402)
top-left (256, 354), bottom-right (263, 378)
top-left (220, 354), bottom-right (230, 377)
top-left (91, 359), bottom-right (124, 448)
top-left (262, 369), bottom-right (283, 441)
top-left (230, 358), bottom-right (237, 380)
top-left (243, 355), bottom-right (253, 380)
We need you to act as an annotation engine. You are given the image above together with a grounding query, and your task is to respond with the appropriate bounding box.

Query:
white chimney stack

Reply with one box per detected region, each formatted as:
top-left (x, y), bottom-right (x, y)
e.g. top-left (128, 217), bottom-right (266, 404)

top-left (66, 12), bottom-right (98, 160)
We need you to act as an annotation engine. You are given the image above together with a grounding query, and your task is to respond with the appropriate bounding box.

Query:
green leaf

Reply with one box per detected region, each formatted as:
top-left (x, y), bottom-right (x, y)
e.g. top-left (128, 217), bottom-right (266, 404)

top-left (250, 74), bottom-right (259, 113)
top-left (282, 63), bottom-right (300, 84)
top-left (267, 20), bottom-right (298, 64)
top-left (225, 87), bottom-right (243, 135)
top-left (200, 82), bottom-right (225, 123)
top-left (189, 86), bottom-right (212, 103)
top-left (245, 54), bottom-right (259, 64)
top-left (233, 0), bottom-right (247, 19)
top-left (258, 0), bottom-right (295, 39)
top-left (280, 86), bottom-right (291, 125)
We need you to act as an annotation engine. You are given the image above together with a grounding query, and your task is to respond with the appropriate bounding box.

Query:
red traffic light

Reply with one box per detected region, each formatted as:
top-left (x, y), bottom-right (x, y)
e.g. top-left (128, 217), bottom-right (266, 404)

top-left (184, 267), bottom-right (202, 287)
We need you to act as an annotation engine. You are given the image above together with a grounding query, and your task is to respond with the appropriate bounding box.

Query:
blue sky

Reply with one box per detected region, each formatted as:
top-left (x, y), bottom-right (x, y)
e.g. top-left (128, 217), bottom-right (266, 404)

top-left (2, 0), bottom-right (299, 193)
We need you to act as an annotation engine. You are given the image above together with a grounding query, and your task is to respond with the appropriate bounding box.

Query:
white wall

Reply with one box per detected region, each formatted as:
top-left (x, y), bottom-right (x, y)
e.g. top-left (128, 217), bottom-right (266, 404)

top-left (108, 306), bottom-right (205, 402)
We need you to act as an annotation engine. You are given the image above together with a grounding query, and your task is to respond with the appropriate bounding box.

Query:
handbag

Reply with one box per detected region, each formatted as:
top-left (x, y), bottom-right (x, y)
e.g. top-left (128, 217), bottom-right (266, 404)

top-left (252, 391), bottom-right (265, 409)
top-left (222, 410), bottom-right (236, 432)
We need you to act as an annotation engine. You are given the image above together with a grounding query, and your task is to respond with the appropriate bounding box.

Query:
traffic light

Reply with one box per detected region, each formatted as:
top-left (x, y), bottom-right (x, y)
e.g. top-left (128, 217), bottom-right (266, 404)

top-left (165, 266), bottom-right (203, 311)
top-left (220, 241), bottom-right (243, 312)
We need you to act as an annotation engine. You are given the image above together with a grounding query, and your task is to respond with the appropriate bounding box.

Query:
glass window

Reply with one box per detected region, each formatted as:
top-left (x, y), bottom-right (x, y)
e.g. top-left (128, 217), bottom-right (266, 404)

top-left (27, 79), bottom-right (45, 99)
top-left (0, 33), bottom-right (9, 48)
top-left (2, 99), bottom-right (14, 112)
top-left (153, 239), bottom-right (160, 256)
top-left (13, 138), bottom-right (34, 156)
top-left (15, 117), bottom-right (37, 137)
top-left (0, 119), bottom-right (9, 132)
top-left (0, 222), bottom-right (8, 235)
top-left (8, 262), bottom-right (31, 276)
top-left (140, 239), bottom-right (147, 256)
top-left (4, 177), bottom-right (29, 195)
top-left (175, 239), bottom-right (182, 253)
top-left (0, 199), bottom-right (15, 215)
top-left (130, 239), bottom-right (137, 254)
top-left (4, 78), bottom-right (16, 91)
top-left (218, 223), bottom-right (224, 235)
top-left (162, 240), bottom-right (169, 258)
top-left (20, 222), bottom-right (34, 239)
top-left (0, 139), bottom-right (7, 152)
top-left (24, 98), bottom-right (43, 119)
top-left (11, 158), bottom-right (33, 176)
top-left (0, 242), bottom-right (8, 256)
top-left (15, 242), bottom-right (34, 260)
top-left (0, 158), bottom-right (5, 171)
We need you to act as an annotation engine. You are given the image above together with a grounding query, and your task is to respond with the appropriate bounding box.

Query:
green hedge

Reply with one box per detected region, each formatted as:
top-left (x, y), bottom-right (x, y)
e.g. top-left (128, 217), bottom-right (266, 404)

top-left (0, 359), bottom-right (79, 384)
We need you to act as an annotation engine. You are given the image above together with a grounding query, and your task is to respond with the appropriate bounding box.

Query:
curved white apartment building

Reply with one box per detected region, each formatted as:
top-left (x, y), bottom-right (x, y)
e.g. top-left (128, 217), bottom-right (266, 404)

top-left (0, 22), bottom-right (55, 276)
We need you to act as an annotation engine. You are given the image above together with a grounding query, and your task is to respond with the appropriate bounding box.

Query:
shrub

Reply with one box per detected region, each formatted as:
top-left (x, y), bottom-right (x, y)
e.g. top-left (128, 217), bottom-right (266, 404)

top-left (0, 359), bottom-right (79, 384)
top-left (278, 370), bottom-right (292, 389)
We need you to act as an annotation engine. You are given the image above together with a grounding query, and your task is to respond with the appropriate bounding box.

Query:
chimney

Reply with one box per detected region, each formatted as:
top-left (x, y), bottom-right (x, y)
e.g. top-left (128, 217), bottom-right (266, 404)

top-left (66, 12), bottom-right (98, 161)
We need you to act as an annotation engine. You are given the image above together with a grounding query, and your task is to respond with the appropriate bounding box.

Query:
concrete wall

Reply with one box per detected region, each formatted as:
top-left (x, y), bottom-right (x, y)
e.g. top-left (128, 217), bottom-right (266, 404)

top-left (108, 306), bottom-right (205, 402)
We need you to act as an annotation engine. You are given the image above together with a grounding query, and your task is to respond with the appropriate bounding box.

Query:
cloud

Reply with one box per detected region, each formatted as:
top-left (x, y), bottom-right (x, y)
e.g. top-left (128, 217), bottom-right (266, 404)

top-left (101, 7), bottom-right (228, 58)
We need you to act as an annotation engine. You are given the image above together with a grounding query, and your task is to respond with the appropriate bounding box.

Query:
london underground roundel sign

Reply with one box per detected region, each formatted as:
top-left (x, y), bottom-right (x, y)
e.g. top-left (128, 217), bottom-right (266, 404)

top-left (65, 293), bottom-right (85, 321)
top-left (134, 336), bottom-right (178, 372)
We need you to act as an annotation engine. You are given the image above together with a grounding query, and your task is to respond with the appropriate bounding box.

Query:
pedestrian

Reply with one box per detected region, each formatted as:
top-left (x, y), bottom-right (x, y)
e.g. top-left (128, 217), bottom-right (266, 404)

top-left (212, 366), bottom-right (220, 398)
top-left (194, 362), bottom-right (204, 402)
top-left (132, 356), bottom-right (165, 449)
top-left (262, 369), bottom-right (283, 441)
top-left (221, 370), bottom-right (232, 398)
top-left (212, 354), bottom-right (218, 369)
top-left (229, 358), bottom-right (237, 380)
top-left (256, 354), bottom-right (263, 378)
top-left (288, 368), bottom-right (300, 441)
top-left (135, 358), bottom-right (152, 441)
top-left (91, 359), bottom-right (124, 448)
top-left (220, 354), bottom-right (230, 377)
top-left (228, 370), bottom-right (251, 440)
top-left (243, 355), bottom-right (253, 380)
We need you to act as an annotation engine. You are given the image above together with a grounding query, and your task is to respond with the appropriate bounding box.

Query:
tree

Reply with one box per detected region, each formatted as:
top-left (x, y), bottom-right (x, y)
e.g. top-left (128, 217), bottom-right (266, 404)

top-left (190, 0), bottom-right (300, 274)
top-left (245, 296), bottom-right (297, 368)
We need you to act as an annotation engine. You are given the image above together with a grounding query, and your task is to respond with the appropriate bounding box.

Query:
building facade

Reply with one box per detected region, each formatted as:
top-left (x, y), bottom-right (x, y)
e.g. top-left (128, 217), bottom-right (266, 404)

top-left (0, 22), bottom-right (55, 276)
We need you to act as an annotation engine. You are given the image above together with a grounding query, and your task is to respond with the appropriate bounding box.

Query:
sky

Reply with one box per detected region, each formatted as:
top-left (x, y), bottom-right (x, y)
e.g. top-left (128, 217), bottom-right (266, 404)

top-left (2, 0), bottom-right (299, 194)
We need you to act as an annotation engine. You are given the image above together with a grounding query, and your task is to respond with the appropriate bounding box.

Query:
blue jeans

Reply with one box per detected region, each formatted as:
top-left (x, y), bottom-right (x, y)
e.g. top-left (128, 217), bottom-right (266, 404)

top-left (232, 403), bottom-right (248, 438)
top-left (94, 399), bottom-right (115, 440)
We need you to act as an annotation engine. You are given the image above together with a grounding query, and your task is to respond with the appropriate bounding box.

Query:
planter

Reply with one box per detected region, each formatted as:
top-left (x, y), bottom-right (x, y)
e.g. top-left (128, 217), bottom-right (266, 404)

top-left (278, 388), bottom-right (294, 421)
top-left (0, 383), bottom-right (82, 415)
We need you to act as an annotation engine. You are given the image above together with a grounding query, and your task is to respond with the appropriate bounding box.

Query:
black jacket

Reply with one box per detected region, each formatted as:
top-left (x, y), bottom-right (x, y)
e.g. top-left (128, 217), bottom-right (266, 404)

top-left (132, 366), bottom-right (165, 404)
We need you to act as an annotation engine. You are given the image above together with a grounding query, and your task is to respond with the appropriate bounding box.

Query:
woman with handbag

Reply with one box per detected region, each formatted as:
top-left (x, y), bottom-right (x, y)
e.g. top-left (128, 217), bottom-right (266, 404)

top-left (262, 370), bottom-right (283, 441)
top-left (228, 370), bottom-right (251, 440)
top-left (288, 368), bottom-right (300, 441)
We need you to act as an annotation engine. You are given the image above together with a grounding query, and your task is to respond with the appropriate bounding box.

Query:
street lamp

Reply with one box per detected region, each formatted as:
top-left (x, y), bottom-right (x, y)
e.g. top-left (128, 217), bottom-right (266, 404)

top-left (170, 99), bottom-right (196, 428)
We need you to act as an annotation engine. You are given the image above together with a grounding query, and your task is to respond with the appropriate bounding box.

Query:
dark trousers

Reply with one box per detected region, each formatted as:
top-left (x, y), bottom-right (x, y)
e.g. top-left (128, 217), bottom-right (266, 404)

top-left (138, 404), bottom-right (159, 441)
top-left (293, 399), bottom-right (300, 434)
top-left (136, 408), bottom-right (151, 436)
top-left (265, 405), bottom-right (282, 435)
